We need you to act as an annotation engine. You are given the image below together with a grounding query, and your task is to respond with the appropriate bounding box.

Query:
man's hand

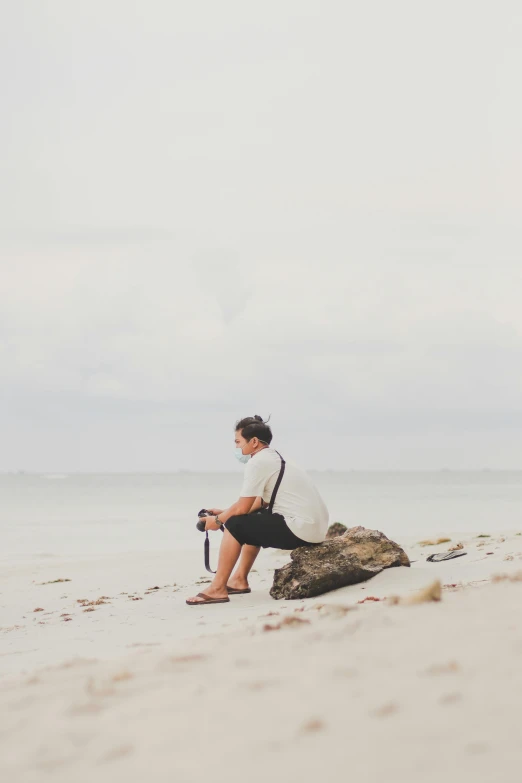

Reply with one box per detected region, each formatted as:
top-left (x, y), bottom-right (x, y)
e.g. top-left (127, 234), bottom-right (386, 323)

top-left (208, 508), bottom-right (223, 515)
top-left (204, 516), bottom-right (222, 531)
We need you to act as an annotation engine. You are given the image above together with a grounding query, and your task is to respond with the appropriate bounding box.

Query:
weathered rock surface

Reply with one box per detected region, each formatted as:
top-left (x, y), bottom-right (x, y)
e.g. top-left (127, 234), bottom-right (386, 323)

top-left (270, 525), bottom-right (410, 600)
top-left (326, 522), bottom-right (348, 539)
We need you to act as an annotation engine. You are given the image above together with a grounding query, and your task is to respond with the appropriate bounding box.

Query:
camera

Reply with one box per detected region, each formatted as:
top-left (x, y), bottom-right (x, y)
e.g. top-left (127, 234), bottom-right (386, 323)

top-left (196, 509), bottom-right (211, 532)
top-left (196, 509), bottom-right (225, 532)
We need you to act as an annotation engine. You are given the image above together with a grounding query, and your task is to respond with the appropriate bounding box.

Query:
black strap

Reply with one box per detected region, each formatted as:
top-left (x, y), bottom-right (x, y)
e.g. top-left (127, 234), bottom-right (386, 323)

top-left (268, 451), bottom-right (286, 513)
top-left (203, 521), bottom-right (224, 574)
top-left (204, 531), bottom-right (215, 574)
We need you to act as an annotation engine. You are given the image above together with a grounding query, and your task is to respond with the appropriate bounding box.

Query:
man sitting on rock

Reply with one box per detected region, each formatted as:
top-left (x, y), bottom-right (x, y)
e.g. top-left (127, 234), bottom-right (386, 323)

top-left (186, 415), bottom-right (329, 606)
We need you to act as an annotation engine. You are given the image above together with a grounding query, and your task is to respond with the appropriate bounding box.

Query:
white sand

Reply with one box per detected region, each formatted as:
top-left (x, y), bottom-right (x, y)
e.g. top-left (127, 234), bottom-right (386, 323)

top-left (2, 531), bottom-right (522, 782)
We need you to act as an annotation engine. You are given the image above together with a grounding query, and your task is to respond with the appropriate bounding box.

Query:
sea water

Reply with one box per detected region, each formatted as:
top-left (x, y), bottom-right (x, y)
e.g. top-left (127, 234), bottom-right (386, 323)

top-left (1, 471), bottom-right (521, 565)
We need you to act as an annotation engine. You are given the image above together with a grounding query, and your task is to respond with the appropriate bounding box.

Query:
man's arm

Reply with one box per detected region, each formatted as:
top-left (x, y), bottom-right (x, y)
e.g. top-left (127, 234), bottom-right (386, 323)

top-left (209, 497), bottom-right (263, 516)
top-left (219, 496), bottom-right (256, 523)
top-left (205, 496), bottom-right (257, 530)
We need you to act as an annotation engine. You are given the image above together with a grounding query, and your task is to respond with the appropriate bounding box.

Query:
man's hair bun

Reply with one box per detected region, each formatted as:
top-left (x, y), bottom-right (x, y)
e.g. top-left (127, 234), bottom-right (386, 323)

top-left (254, 414), bottom-right (271, 424)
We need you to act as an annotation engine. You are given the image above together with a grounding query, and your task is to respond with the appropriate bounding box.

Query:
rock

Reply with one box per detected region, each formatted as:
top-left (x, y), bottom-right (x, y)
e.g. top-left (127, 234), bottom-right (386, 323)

top-left (326, 522), bottom-right (348, 539)
top-left (270, 526), bottom-right (410, 600)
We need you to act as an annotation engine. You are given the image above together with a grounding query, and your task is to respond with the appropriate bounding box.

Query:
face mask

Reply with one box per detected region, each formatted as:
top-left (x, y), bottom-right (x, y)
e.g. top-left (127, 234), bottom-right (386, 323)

top-left (234, 448), bottom-right (250, 464)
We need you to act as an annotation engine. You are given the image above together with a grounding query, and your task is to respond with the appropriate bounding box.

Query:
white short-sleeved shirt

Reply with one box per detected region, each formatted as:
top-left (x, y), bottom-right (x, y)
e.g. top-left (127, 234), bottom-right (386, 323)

top-left (239, 447), bottom-right (329, 544)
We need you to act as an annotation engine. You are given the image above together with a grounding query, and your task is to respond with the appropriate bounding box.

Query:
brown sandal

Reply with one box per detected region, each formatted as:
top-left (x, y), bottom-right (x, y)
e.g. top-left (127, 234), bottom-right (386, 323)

top-left (186, 592), bottom-right (230, 606)
top-left (226, 586), bottom-right (251, 595)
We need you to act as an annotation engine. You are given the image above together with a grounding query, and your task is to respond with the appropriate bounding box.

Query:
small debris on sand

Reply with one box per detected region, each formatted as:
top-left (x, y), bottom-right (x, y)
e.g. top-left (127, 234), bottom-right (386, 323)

top-left (100, 744), bottom-right (134, 762)
top-left (83, 607), bottom-right (96, 613)
top-left (263, 616), bottom-right (310, 632)
top-left (112, 670), bottom-right (133, 682)
top-left (129, 596), bottom-right (143, 601)
top-left (389, 580), bottom-right (441, 606)
top-left (33, 607), bottom-right (44, 612)
top-left (423, 660), bottom-right (460, 675)
top-left (165, 654), bottom-right (207, 665)
top-left (301, 718), bottom-right (325, 733)
top-left (449, 542), bottom-right (464, 551)
top-left (476, 534), bottom-right (491, 538)
top-left (358, 596), bottom-right (383, 603)
top-left (37, 578), bottom-right (71, 585)
top-left (313, 604), bottom-right (354, 618)
top-left (418, 538), bottom-right (451, 547)
top-left (439, 692), bottom-right (462, 705)
top-left (371, 702), bottom-right (399, 718)
top-left (492, 572), bottom-right (522, 583)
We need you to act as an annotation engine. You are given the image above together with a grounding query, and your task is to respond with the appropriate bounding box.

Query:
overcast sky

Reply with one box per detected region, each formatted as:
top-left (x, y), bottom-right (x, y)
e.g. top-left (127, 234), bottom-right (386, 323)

top-left (1, 1), bottom-right (522, 471)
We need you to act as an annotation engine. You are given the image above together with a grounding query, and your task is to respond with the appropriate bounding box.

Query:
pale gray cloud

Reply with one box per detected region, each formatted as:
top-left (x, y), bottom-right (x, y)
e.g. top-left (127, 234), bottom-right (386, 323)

top-left (1, 1), bottom-right (522, 470)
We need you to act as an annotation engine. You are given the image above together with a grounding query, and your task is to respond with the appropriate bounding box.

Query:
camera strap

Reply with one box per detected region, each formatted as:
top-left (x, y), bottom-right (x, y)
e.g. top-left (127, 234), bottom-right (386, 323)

top-left (204, 531), bottom-right (217, 574)
top-left (203, 451), bottom-right (286, 574)
top-left (203, 522), bottom-right (224, 574)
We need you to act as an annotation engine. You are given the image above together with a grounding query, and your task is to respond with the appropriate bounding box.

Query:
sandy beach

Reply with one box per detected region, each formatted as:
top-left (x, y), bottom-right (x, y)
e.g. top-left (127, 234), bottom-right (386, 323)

top-left (2, 530), bottom-right (522, 782)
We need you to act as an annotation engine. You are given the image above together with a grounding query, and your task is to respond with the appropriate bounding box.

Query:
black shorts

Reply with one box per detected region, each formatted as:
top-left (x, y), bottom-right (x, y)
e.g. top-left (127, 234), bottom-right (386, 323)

top-left (225, 509), bottom-right (311, 550)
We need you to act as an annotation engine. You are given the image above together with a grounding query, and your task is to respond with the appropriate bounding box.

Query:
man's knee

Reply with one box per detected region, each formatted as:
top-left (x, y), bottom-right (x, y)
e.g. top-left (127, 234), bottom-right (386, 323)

top-left (225, 515), bottom-right (248, 545)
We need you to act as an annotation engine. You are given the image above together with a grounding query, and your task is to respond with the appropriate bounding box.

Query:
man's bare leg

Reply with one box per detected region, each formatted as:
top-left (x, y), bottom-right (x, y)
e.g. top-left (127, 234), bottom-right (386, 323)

top-left (186, 529), bottom-right (241, 603)
top-left (228, 545), bottom-right (261, 591)
top-left (226, 496), bottom-right (262, 590)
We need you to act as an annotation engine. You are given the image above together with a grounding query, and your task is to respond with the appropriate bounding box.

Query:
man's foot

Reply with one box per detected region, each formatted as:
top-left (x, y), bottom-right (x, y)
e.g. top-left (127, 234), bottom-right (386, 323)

top-left (186, 585), bottom-right (229, 605)
top-left (226, 576), bottom-right (250, 592)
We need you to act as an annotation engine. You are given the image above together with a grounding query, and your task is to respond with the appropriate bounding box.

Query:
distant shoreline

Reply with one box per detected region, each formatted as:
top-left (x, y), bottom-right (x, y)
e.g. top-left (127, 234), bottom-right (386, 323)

top-left (2, 469), bottom-right (522, 476)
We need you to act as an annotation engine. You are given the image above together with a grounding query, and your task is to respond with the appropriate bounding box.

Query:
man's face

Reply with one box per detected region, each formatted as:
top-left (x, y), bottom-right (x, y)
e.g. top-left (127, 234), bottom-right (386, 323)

top-left (235, 429), bottom-right (257, 456)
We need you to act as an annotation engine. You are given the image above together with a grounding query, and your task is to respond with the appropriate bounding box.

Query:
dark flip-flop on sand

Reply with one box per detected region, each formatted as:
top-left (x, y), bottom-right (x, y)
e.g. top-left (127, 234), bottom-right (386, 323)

top-left (186, 592), bottom-right (230, 606)
top-left (427, 551), bottom-right (468, 563)
top-left (226, 586), bottom-right (251, 595)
